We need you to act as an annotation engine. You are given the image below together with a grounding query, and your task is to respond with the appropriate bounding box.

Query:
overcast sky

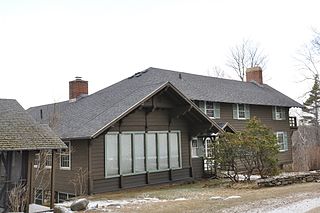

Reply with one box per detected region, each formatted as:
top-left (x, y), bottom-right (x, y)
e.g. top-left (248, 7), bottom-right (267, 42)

top-left (0, 0), bottom-right (319, 109)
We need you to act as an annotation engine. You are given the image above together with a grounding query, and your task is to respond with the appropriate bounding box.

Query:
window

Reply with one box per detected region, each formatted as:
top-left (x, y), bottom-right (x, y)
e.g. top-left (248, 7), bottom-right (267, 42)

top-left (273, 106), bottom-right (286, 120)
top-left (134, 134), bottom-right (145, 173)
top-left (233, 104), bottom-right (250, 120)
top-left (146, 133), bottom-right (157, 171)
top-left (276, 132), bottom-right (288, 152)
top-left (34, 189), bottom-right (43, 205)
top-left (158, 133), bottom-right (168, 169)
top-left (191, 138), bottom-right (204, 157)
top-left (120, 134), bottom-right (133, 174)
top-left (55, 191), bottom-right (75, 203)
top-left (105, 134), bottom-right (119, 176)
top-left (194, 100), bottom-right (220, 118)
top-left (34, 150), bottom-right (52, 168)
top-left (104, 131), bottom-right (181, 177)
top-left (169, 133), bottom-right (180, 168)
top-left (60, 141), bottom-right (71, 169)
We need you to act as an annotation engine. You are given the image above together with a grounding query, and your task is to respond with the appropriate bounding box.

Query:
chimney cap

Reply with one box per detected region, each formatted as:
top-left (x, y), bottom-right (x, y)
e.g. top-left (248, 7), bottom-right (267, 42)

top-left (246, 66), bottom-right (262, 73)
top-left (75, 76), bottom-right (82, 81)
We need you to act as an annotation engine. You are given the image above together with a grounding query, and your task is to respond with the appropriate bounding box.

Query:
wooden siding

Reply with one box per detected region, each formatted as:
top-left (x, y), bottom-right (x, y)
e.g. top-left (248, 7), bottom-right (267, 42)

top-left (214, 103), bottom-right (292, 164)
top-left (192, 158), bottom-right (204, 179)
top-left (90, 93), bottom-right (199, 193)
top-left (33, 140), bottom-right (89, 195)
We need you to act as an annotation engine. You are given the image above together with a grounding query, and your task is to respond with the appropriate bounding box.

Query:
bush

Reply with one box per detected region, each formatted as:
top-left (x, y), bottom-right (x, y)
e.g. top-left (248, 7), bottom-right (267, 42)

top-left (215, 117), bottom-right (279, 181)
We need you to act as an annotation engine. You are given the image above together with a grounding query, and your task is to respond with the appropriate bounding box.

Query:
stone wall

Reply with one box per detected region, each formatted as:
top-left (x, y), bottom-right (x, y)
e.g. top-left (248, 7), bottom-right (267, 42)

top-left (257, 171), bottom-right (320, 187)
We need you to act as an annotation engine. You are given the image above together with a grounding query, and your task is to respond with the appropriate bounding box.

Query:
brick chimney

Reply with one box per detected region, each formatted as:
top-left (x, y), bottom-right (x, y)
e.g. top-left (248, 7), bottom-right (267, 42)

top-left (246, 67), bottom-right (263, 84)
top-left (69, 77), bottom-right (88, 100)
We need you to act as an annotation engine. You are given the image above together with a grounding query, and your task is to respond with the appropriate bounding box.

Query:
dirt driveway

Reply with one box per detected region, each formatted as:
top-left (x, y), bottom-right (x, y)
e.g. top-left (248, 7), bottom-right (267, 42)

top-left (84, 179), bottom-right (320, 213)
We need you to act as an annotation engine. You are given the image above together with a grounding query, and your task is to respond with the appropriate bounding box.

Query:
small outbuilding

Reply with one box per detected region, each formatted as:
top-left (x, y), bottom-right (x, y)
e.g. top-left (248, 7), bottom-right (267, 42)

top-left (0, 99), bottom-right (66, 212)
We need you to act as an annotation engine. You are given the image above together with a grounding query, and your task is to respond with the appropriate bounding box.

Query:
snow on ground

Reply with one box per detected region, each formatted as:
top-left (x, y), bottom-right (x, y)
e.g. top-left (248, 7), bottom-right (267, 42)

top-left (222, 192), bottom-right (320, 213)
top-left (29, 204), bottom-right (50, 213)
top-left (56, 197), bottom-right (188, 211)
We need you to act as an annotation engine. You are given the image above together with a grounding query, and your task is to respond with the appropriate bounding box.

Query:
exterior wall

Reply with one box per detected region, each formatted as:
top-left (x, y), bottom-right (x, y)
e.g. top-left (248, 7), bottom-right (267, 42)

top-left (33, 140), bottom-right (89, 197)
top-left (91, 107), bottom-right (195, 194)
top-left (214, 103), bottom-right (292, 164)
top-left (54, 140), bottom-right (89, 194)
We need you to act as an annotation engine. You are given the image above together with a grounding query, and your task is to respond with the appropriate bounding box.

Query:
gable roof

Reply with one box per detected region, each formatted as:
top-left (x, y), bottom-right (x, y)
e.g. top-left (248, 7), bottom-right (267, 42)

top-left (28, 82), bottom-right (223, 139)
top-left (28, 67), bottom-right (302, 140)
top-left (0, 99), bottom-right (66, 151)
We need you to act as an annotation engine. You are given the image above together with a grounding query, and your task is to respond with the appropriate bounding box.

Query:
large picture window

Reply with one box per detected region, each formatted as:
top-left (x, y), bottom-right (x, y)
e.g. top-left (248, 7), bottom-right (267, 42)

top-left (105, 131), bottom-right (181, 177)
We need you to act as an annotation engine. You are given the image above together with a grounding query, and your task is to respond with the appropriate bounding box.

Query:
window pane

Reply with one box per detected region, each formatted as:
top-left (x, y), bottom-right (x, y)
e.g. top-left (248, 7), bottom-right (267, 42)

top-left (198, 101), bottom-right (205, 112)
top-left (206, 101), bottom-right (214, 109)
top-left (206, 109), bottom-right (214, 117)
top-left (169, 133), bottom-right (179, 168)
top-left (191, 139), bottom-right (198, 157)
top-left (105, 134), bottom-right (118, 176)
top-left (60, 141), bottom-right (70, 168)
top-left (146, 133), bottom-right (157, 170)
top-left (134, 134), bottom-right (145, 173)
top-left (120, 134), bottom-right (132, 174)
top-left (158, 133), bottom-right (168, 169)
top-left (238, 104), bottom-right (245, 118)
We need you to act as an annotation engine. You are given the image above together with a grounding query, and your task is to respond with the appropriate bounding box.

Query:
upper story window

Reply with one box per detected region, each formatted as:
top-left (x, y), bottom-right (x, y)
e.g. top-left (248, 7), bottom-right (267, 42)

top-left (34, 150), bottom-right (52, 168)
top-left (276, 131), bottom-right (288, 152)
top-left (233, 104), bottom-right (250, 120)
top-left (194, 100), bottom-right (220, 119)
top-left (272, 106), bottom-right (286, 120)
top-left (60, 141), bottom-right (71, 169)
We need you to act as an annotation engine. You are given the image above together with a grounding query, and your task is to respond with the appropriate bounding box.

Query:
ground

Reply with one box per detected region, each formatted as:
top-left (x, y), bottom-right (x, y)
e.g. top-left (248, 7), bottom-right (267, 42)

top-left (66, 179), bottom-right (320, 213)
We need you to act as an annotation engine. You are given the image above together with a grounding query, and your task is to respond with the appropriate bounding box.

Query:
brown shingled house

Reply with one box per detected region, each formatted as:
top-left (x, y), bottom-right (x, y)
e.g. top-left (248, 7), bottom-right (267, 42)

top-left (0, 99), bottom-right (66, 212)
top-left (27, 67), bottom-right (302, 202)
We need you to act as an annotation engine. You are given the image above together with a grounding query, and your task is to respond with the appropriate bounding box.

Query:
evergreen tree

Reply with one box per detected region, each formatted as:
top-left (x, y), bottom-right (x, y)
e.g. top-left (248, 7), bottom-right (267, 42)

top-left (303, 74), bottom-right (320, 126)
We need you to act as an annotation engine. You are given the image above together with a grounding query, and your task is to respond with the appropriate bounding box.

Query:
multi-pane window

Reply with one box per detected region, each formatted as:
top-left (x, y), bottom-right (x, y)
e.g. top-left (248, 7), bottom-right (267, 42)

top-left (191, 138), bottom-right (204, 157)
top-left (233, 104), bottom-right (250, 120)
top-left (273, 106), bottom-right (286, 120)
top-left (194, 100), bottom-right (220, 119)
top-left (34, 189), bottom-right (43, 205)
top-left (276, 132), bottom-right (288, 152)
top-left (60, 141), bottom-right (71, 169)
top-left (55, 192), bottom-right (75, 203)
top-left (105, 131), bottom-right (181, 177)
top-left (34, 150), bottom-right (52, 168)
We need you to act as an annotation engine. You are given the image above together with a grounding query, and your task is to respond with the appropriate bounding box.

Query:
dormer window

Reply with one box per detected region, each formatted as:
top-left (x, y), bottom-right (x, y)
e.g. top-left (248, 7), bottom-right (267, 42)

top-left (272, 106), bottom-right (286, 120)
top-left (233, 104), bottom-right (250, 120)
top-left (194, 100), bottom-right (220, 119)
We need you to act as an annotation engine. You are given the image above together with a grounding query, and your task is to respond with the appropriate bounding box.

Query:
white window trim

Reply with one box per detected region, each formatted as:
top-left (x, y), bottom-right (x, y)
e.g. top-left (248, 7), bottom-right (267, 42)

top-left (191, 138), bottom-right (199, 158)
top-left (276, 131), bottom-right (288, 152)
top-left (34, 151), bottom-right (52, 169)
top-left (237, 104), bottom-right (246, 120)
top-left (60, 141), bottom-right (71, 170)
top-left (196, 100), bottom-right (220, 119)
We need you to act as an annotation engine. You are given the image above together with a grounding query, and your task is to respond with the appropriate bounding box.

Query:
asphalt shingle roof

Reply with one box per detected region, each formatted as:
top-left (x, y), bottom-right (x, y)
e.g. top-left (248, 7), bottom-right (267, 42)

top-left (0, 99), bottom-right (66, 150)
top-left (27, 67), bottom-right (302, 140)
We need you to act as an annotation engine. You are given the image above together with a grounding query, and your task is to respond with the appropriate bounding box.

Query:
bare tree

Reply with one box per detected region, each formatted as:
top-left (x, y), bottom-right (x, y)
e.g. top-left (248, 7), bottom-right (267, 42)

top-left (227, 39), bottom-right (267, 81)
top-left (207, 66), bottom-right (225, 78)
top-left (70, 168), bottom-right (88, 196)
top-left (7, 182), bottom-right (28, 212)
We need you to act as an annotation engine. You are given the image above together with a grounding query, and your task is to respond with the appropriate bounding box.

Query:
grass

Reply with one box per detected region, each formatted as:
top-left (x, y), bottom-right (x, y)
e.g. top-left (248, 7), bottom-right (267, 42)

top-left (85, 178), bottom-right (320, 212)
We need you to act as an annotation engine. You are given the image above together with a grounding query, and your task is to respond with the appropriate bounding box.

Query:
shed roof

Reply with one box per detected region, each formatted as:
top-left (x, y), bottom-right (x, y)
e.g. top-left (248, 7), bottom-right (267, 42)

top-left (0, 99), bottom-right (66, 150)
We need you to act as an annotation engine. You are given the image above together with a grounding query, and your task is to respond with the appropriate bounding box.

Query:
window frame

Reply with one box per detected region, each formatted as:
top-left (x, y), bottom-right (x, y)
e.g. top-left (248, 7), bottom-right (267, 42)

top-left (60, 141), bottom-right (71, 170)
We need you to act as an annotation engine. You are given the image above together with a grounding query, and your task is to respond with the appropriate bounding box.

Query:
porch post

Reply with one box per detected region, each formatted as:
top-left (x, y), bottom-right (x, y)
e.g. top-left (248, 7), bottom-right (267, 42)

top-left (50, 150), bottom-right (56, 209)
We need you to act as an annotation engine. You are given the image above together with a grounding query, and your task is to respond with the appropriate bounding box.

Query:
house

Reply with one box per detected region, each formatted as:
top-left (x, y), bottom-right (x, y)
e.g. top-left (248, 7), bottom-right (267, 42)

top-left (0, 99), bottom-right (66, 212)
top-left (27, 67), bottom-right (302, 200)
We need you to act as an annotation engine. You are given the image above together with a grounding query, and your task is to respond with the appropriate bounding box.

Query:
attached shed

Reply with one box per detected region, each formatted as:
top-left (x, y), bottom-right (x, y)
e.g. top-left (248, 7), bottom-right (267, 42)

top-left (0, 99), bottom-right (66, 212)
